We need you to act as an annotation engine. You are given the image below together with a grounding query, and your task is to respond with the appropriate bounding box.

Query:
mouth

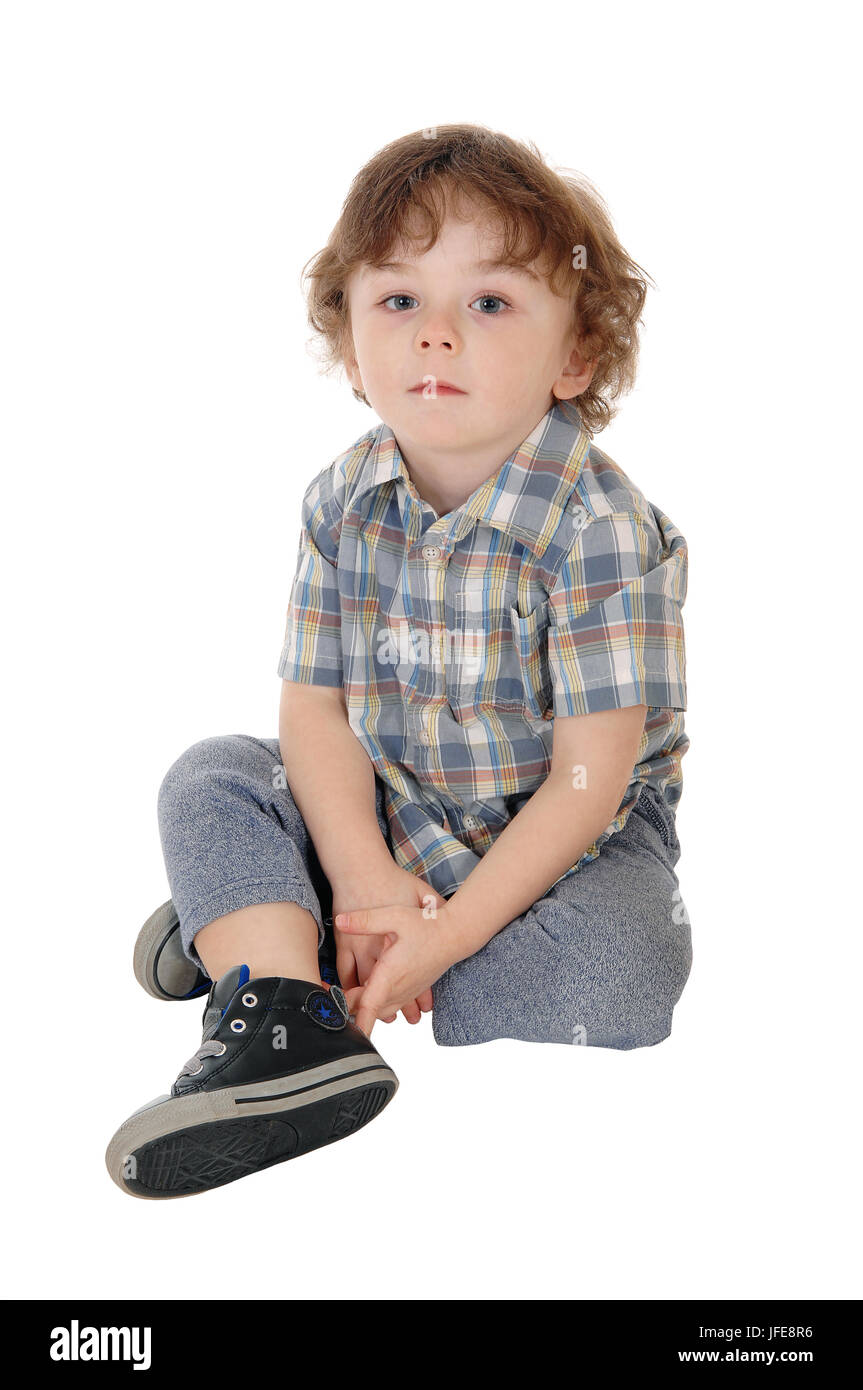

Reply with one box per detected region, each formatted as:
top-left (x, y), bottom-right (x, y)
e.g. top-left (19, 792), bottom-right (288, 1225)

top-left (408, 379), bottom-right (466, 395)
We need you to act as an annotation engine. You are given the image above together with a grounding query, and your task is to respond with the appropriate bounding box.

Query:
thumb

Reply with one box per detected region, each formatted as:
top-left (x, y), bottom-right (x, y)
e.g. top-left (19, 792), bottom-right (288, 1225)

top-left (343, 985), bottom-right (384, 1038)
top-left (354, 1002), bottom-right (377, 1039)
top-left (352, 956), bottom-right (397, 1035)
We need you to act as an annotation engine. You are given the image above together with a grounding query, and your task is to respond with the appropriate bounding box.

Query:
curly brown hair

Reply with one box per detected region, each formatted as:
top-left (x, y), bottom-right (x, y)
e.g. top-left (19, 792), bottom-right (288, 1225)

top-left (301, 123), bottom-right (653, 435)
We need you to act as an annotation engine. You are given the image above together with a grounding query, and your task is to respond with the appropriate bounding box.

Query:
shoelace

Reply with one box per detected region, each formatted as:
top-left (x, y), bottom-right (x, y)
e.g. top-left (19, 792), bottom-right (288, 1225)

top-left (179, 1039), bottom-right (226, 1077)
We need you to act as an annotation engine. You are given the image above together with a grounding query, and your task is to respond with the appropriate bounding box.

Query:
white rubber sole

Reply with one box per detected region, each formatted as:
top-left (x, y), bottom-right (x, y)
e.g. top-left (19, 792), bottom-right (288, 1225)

top-left (106, 1053), bottom-right (398, 1199)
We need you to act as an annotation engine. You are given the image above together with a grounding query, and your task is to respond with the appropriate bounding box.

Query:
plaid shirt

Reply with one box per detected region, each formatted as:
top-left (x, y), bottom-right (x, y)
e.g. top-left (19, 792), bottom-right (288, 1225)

top-left (277, 398), bottom-right (689, 899)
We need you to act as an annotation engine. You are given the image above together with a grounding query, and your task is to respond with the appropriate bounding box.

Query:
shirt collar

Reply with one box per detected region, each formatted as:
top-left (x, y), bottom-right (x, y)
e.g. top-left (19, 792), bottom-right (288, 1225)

top-left (347, 397), bottom-right (592, 559)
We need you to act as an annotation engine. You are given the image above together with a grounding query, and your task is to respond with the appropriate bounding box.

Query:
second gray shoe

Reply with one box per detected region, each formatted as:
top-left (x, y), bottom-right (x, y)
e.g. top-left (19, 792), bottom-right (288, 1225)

top-left (133, 900), bottom-right (210, 1001)
top-left (133, 900), bottom-right (340, 1000)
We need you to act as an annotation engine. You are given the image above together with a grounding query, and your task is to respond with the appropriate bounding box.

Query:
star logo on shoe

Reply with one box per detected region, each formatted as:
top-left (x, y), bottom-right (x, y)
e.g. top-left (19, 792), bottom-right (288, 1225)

top-left (304, 988), bottom-right (347, 1030)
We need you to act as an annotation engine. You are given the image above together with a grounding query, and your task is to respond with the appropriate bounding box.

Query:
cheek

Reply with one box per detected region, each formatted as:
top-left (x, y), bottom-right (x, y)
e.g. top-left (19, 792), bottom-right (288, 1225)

top-left (479, 326), bottom-right (538, 375)
top-left (482, 355), bottom-right (539, 403)
top-left (360, 326), bottom-right (405, 379)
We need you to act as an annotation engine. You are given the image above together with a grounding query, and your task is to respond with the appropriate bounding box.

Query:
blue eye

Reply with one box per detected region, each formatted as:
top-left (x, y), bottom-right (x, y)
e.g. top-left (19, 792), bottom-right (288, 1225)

top-left (470, 294), bottom-right (510, 314)
top-left (382, 294), bottom-right (419, 311)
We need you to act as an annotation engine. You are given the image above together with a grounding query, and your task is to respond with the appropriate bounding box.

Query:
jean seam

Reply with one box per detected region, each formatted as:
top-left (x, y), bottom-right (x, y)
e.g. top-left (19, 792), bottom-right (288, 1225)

top-left (634, 785), bottom-right (674, 849)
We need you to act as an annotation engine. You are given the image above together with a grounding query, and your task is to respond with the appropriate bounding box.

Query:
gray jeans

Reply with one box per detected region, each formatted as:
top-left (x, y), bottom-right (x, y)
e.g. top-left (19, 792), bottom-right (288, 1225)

top-left (156, 733), bottom-right (693, 1051)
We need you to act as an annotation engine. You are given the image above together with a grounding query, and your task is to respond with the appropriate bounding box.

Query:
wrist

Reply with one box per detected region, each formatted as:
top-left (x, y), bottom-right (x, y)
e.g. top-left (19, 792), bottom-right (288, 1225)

top-left (430, 899), bottom-right (477, 969)
top-left (327, 850), bottom-right (399, 896)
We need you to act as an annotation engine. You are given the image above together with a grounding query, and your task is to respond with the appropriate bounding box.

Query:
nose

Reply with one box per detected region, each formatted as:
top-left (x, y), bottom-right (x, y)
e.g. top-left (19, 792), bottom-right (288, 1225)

top-left (417, 331), bottom-right (454, 350)
top-left (414, 315), bottom-right (458, 353)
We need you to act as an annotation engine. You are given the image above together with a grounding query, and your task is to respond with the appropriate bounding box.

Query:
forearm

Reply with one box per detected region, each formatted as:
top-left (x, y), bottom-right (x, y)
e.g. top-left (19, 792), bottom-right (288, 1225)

top-left (278, 683), bottom-right (394, 889)
top-left (439, 772), bottom-right (624, 964)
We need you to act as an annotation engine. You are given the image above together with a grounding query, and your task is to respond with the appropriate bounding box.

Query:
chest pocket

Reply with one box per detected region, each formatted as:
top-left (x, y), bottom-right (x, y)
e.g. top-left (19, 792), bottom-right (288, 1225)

top-left (508, 600), bottom-right (553, 720)
top-left (447, 587), bottom-right (553, 723)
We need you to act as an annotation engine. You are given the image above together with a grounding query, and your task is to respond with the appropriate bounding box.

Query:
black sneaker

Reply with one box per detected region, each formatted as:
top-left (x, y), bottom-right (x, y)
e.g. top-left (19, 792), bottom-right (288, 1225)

top-left (105, 965), bottom-right (397, 1198)
top-left (133, 900), bottom-right (340, 1000)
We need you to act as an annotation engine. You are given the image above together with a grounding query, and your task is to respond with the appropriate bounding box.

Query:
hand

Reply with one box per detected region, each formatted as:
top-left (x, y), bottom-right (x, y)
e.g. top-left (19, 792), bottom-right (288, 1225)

top-left (334, 900), bottom-right (456, 1037)
top-left (330, 865), bottom-right (445, 1027)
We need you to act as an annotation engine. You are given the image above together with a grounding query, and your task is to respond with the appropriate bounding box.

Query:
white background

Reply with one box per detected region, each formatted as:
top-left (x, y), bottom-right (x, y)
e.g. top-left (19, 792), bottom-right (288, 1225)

top-left (2, 0), bottom-right (860, 1301)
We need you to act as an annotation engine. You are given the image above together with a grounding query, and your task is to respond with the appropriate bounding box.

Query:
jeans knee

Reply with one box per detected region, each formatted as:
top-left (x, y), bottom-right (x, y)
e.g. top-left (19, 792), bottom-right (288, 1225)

top-left (570, 915), bottom-right (692, 1049)
top-left (156, 735), bottom-right (245, 816)
top-left (430, 913), bottom-right (692, 1051)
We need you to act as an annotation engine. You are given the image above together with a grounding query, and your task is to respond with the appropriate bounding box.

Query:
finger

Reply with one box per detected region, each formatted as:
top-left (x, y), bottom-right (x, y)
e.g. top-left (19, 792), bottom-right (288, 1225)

top-left (352, 956), bottom-right (400, 1011)
top-left (354, 1002), bottom-right (376, 1038)
top-left (401, 1000), bottom-right (421, 1024)
top-left (334, 910), bottom-right (380, 935)
top-left (416, 987), bottom-right (434, 1012)
top-left (336, 949), bottom-right (358, 992)
top-left (355, 961), bottom-right (400, 1030)
top-left (343, 985), bottom-right (364, 1014)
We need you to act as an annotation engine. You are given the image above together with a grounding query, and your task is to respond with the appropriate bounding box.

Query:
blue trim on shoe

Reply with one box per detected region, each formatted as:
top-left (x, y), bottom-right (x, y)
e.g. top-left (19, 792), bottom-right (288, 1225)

top-left (181, 981), bottom-right (211, 999)
top-left (219, 964), bottom-right (252, 1018)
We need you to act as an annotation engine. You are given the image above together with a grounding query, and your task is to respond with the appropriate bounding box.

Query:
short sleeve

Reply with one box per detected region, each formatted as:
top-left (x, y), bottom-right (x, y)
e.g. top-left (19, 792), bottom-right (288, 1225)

top-left (276, 487), bottom-right (343, 688)
top-left (546, 506), bottom-right (688, 715)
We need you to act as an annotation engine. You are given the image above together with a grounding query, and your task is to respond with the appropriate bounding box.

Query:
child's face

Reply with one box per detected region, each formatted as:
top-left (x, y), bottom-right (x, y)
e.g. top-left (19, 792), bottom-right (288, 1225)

top-left (344, 209), bottom-right (594, 457)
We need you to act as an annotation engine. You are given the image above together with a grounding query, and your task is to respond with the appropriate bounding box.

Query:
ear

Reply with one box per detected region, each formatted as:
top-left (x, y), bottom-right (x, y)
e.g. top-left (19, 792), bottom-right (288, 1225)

top-left (553, 339), bottom-right (596, 402)
top-left (342, 333), bottom-right (361, 393)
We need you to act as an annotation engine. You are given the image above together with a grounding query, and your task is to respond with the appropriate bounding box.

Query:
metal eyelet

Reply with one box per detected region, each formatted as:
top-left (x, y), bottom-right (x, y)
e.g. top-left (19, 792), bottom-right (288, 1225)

top-left (213, 1041), bottom-right (227, 1055)
top-left (230, 1019), bottom-right (246, 1033)
top-left (241, 993), bottom-right (258, 1008)
top-left (188, 1062), bottom-right (203, 1075)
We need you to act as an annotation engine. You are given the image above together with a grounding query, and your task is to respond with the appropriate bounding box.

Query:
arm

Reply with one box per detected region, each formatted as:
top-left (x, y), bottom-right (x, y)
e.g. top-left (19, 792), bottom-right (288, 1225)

top-left (437, 703), bottom-right (649, 962)
top-left (277, 484), bottom-right (443, 1025)
top-left (277, 470), bottom-right (396, 887)
top-left (279, 680), bottom-right (442, 1027)
top-left (278, 679), bottom-right (394, 887)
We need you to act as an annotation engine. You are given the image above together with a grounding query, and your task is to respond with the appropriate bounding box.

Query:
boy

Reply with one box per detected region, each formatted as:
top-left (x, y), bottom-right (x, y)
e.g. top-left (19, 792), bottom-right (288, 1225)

top-left (106, 124), bottom-right (691, 1199)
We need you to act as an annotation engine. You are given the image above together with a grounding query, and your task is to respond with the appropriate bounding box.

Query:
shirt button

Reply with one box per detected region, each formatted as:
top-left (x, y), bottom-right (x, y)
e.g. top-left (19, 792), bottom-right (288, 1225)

top-left (421, 545), bottom-right (442, 561)
top-left (419, 729), bottom-right (432, 745)
top-left (463, 814), bottom-right (480, 830)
